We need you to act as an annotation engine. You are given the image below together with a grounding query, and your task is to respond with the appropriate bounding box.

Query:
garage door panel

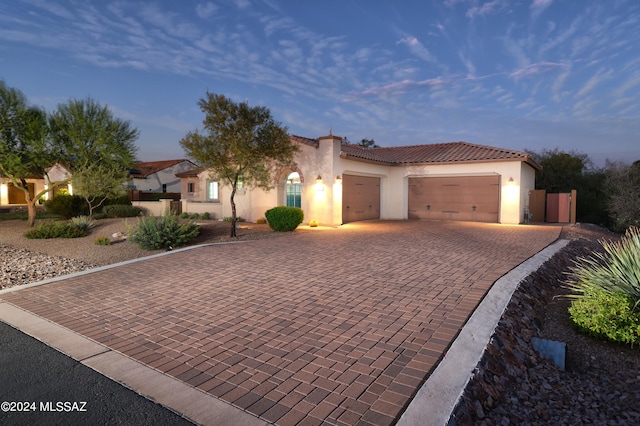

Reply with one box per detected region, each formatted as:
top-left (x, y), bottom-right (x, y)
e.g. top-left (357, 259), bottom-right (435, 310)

top-left (408, 176), bottom-right (499, 222)
top-left (343, 175), bottom-right (380, 223)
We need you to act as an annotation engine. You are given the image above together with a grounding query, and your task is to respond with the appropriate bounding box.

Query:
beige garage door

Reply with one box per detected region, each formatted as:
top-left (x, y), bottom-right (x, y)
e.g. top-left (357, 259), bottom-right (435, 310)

top-left (342, 175), bottom-right (380, 223)
top-left (408, 176), bottom-right (500, 222)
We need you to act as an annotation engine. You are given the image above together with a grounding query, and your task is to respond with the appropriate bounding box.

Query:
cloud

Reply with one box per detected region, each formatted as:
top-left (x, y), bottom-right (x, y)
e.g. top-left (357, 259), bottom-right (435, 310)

top-left (397, 37), bottom-right (436, 64)
top-left (509, 61), bottom-right (568, 79)
top-left (575, 69), bottom-right (614, 98)
top-left (466, 0), bottom-right (507, 18)
top-left (530, 0), bottom-right (553, 17)
top-left (350, 77), bottom-right (450, 99)
top-left (196, 2), bottom-right (218, 19)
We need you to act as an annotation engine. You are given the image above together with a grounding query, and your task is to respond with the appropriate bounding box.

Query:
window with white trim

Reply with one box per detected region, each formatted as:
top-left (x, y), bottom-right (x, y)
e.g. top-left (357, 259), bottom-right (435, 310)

top-left (207, 181), bottom-right (219, 201)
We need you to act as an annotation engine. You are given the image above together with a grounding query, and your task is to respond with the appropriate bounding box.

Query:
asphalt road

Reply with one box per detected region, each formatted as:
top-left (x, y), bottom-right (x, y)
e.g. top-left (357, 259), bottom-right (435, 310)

top-left (0, 321), bottom-right (195, 426)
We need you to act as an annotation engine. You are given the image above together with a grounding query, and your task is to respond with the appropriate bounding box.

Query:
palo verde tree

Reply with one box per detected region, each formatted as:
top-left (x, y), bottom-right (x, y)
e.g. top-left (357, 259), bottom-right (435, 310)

top-left (180, 92), bottom-right (299, 237)
top-left (49, 98), bottom-right (139, 217)
top-left (0, 81), bottom-right (62, 226)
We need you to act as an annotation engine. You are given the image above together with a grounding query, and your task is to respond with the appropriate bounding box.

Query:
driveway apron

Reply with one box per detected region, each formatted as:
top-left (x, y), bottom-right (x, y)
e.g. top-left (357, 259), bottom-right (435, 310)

top-left (0, 221), bottom-right (560, 425)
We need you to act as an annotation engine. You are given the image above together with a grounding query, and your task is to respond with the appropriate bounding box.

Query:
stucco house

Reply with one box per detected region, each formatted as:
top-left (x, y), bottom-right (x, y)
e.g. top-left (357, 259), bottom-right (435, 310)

top-left (177, 134), bottom-right (540, 226)
top-left (0, 163), bottom-right (71, 207)
top-left (127, 159), bottom-right (197, 193)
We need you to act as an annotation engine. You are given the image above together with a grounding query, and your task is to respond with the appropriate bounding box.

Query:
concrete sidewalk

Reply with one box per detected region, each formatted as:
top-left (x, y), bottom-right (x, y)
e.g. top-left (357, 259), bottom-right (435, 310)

top-left (0, 221), bottom-right (562, 425)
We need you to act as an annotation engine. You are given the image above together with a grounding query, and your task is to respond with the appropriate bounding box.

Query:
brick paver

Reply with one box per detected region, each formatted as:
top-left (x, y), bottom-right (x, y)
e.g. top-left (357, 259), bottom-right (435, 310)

top-left (1, 221), bottom-right (560, 425)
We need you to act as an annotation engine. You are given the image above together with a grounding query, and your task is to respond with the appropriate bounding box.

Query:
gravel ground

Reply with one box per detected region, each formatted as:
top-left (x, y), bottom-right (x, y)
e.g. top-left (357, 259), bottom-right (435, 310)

top-left (1, 219), bottom-right (638, 424)
top-left (453, 224), bottom-right (640, 425)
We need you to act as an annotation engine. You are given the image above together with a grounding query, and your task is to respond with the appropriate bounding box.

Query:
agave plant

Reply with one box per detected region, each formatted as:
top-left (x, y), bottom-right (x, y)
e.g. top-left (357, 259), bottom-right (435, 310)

top-left (566, 226), bottom-right (640, 309)
top-left (69, 215), bottom-right (96, 232)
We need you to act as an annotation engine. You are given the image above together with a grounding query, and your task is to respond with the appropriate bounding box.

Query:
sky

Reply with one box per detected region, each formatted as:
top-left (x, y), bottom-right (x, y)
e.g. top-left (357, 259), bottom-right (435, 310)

top-left (1, 0), bottom-right (639, 167)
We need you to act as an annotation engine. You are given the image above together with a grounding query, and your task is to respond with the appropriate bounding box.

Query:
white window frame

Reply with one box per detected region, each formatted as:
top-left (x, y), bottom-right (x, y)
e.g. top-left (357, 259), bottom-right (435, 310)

top-left (207, 181), bottom-right (219, 202)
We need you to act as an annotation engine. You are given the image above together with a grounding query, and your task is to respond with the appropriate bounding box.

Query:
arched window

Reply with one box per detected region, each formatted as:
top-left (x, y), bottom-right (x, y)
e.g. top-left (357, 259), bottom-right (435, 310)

top-left (286, 172), bottom-right (301, 208)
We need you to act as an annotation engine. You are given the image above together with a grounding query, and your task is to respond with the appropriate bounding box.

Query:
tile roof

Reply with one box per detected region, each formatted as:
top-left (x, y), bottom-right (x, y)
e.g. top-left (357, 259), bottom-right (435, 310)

top-left (129, 159), bottom-right (194, 178)
top-left (290, 134), bottom-right (319, 148)
top-left (340, 141), bottom-right (541, 169)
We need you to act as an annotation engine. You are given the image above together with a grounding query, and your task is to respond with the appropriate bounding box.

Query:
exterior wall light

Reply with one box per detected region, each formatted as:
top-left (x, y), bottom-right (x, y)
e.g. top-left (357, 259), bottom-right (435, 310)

top-left (315, 175), bottom-right (324, 191)
top-left (508, 177), bottom-right (515, 185)
top-left (335, 175), bottom-right (342, 183)
top-left (316, 175), bottom-right (322, 184)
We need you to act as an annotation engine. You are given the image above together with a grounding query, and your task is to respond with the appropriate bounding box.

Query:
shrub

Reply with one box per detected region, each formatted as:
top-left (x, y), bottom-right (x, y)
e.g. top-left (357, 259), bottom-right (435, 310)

top-left (265, 206), bottom-right (304, 232)
top-left (94, 236), bottom-right (111, 246)
top-left (45, 194), bottom-right (88, 219)
top-left (129, 214), bottom-right (200, 250)
top-left (568, 288), bottom-right (640, 345)
top-left (25, 221), bottom-right (88, 239)
top-left (180, 212), bottom-right (189, 219)
top-left (70, 215), bottom-right (96, 232)
top-left (102, 205), bottom-right (142, 218)
top-left (223, 216), bottom-right (246, 222)
top-left (189, 213), bottom-right (200, 220)
top-left (256, 217), bottom-right (266, 224)
top-left (202, 212), bottom-right (211, 220)
top-left (309, 220), bottom-right (319, 227)
top-left (566, 226), bottom-right (640, 344)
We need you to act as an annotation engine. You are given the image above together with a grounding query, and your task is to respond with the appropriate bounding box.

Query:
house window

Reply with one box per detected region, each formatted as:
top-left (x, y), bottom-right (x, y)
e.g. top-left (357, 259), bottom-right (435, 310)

top-left (162, 184), bottom-right (167, 193)
top-left (207, 181), bottom-right (219, 201)
top-left (188, 182), bottom-right (194, 193)
top-left (286, 172), bottom-right (301, 208)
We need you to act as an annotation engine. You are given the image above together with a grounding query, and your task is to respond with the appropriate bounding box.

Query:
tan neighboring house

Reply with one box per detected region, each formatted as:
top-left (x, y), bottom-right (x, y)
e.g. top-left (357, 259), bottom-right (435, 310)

top-left (127, 159), bottom-right (197, 193)
top-left (0, 163), bottom-right (72, 207)
top-left (177, 134), bottom-right (541, 226)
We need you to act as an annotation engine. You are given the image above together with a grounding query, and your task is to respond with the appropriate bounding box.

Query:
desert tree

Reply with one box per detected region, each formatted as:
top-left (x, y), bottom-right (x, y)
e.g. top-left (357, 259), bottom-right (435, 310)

top-left (180, 92), bottom-right (299, 237)
top-left (0, 81), bottom-right (62, 226)
top-left (604, 160), bottom-right (640, 231)
top-left (49, 98), bottom-right (139, 217)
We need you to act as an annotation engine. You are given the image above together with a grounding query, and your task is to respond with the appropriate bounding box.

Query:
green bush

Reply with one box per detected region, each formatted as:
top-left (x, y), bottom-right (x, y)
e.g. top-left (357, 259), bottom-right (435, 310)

top-left (25, 221), bottom-right (88, 239)
top-left (264, 206), bottom-right (304, 232)
top-left (180, 212), bottom-right (189, 219)
top-left (70, 215), bottom-right (96, 232)
top-left (45, 194), bottom-right (88, 219)
top-left (189, 213), bottom-right (200, 220)
top-left (102, 204), bottom-right (142, 218)
top-left (568, 288), bottom-right (640, 345)
top-left (566, 226), bottom-right (640, 344)
top-left (223, 216), bottom-right (245, 222)
top-left (129, 214), bottom-right (200, 250)
top-left (202, 212), bottom-right (211, 220)
top-left (94, 236), bottom-right (111, 246)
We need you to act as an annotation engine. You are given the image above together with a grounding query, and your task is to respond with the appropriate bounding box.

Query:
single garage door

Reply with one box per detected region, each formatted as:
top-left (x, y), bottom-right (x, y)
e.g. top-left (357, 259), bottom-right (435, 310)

top-left (342, 174), bottom-right (380, 223)
top-left (408, 175), bottom-right (500, 222)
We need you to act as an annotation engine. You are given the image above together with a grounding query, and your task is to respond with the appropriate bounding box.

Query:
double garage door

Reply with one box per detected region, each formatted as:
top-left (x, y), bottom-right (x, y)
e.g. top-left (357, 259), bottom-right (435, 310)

top-left (342, 174), bottom-right (500, 224)
top-left (408, 175), bottom-right (500, 223)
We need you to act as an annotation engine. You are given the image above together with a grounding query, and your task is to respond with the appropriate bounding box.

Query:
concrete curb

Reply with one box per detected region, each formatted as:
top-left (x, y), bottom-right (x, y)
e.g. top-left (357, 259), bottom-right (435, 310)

top-left (397, 239), bottom-right (570, 426)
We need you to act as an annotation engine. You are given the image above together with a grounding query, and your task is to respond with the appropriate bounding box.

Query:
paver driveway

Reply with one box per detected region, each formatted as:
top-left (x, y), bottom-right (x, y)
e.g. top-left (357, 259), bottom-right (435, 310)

top-left (1, 221), bottom-right (560, 425)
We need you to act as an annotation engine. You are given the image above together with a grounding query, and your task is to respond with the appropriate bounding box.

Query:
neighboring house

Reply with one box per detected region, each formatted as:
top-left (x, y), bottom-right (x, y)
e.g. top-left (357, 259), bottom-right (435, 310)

top-left (0, 163), bottom-right (71, 206)
top-left (127, 159), bottom-right (197, 193)
top-left (177, 134), bottom-right (541, 226)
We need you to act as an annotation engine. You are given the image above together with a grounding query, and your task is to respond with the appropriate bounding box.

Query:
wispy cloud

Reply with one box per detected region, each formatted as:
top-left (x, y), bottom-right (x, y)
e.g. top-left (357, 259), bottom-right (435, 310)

top-left (348, 77), bottom-right (450, 99)
top-left (509, 61), bottom-right (568, 79)
top-left (575, 68), bottom-right (614, 98)
top-left (397, 36), bottom-right (437, 64)
top-left (530, 0), bottom-right (553, 17)
top-left (466, 0), bottom-right (507, 18)
top-left (195, 2), bottom-right (218, 19)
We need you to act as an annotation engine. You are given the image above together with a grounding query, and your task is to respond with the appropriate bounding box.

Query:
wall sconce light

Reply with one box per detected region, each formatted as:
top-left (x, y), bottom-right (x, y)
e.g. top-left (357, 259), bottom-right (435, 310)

top-left (315, 175), bottom-right (324, 191)
top-left (508, 177), bottom-right (515, 185)
top-left (316, 175), bottom-right (322, 184)
top-left (335, 175), bottom-right (342, 183)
